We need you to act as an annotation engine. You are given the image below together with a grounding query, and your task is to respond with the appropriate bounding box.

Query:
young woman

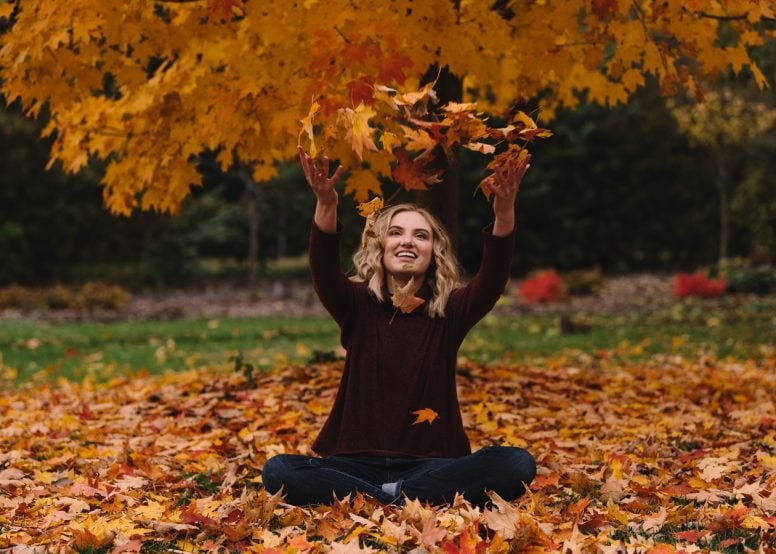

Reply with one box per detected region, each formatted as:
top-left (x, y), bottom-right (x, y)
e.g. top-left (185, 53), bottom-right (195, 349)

top-left (261, 147), bottom-right (536, 508)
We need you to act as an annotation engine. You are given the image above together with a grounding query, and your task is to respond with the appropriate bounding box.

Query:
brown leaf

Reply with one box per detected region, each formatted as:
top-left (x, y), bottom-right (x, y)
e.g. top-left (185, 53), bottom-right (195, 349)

top-left (391, 276), bottom-right (425, 314)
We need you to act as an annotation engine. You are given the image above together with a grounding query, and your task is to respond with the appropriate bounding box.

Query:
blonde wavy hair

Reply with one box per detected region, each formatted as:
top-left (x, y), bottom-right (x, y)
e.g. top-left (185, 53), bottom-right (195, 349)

top-left (351, 204), bottom-right (462, 318)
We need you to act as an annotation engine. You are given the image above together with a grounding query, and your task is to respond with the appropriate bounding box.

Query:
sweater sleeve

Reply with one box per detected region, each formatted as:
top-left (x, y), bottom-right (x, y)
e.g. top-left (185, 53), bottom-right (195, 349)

top-left (309, 221), bottom-right (356, 326)
top-left (448, 223), bottom-right (515, 342)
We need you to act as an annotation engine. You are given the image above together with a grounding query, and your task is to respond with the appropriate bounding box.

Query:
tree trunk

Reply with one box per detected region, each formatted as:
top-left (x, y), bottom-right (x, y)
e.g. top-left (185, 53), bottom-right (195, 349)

top-left (416, 64), bottom-right (463, 247)
top-left (239, 166), bottom-right (260, 291)
top-left (716, 154), bottom-right (729, 263)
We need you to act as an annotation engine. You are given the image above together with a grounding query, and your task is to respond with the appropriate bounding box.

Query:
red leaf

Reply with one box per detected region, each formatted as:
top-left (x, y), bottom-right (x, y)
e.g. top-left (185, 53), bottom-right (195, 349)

top-left (207, 0), bottom-right (243, 21)
top-left (347, 78), bottom-right (375, 106)
top-left (591, 0), bottom-right (617, 19)
top-left (341, 39), bottom-right (381, 66)
top-left (379, 53), bottom-right (413, 85)
top-left (180, 506), bottom-right (218, 527)
top-left (673, 530), bottom-right (701, 542)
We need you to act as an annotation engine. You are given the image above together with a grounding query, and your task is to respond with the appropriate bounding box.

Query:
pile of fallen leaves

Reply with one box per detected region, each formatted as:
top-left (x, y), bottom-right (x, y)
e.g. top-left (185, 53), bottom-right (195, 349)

top-left (1, 352), bottom-right (774, 552)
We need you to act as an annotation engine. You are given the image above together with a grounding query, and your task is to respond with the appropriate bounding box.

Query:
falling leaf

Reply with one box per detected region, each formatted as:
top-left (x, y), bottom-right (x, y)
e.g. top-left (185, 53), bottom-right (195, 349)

top-left (298, 101), bottom-right (321, 158)
top-left (463, 142), bottom-right (495, 155)
top-left (340, 103), bottom-right (379, 160)
top-left (391, 148), bottom-right (441, 191)
top-left (411, 408), bottom-right (439, 426)
top-left (392, 276), bottom-right (425, 315)
top-left (356, 197), bottom-right (384, 218)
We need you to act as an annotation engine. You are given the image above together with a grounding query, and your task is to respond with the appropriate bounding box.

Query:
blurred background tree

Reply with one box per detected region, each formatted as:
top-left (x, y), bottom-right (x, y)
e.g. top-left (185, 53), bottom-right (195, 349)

top-left (0, 1), bottom-right (773, 287)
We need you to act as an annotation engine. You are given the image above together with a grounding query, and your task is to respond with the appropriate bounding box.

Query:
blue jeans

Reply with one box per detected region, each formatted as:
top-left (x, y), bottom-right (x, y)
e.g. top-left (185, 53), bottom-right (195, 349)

top-left (262, 446), bottom-right (536, 507)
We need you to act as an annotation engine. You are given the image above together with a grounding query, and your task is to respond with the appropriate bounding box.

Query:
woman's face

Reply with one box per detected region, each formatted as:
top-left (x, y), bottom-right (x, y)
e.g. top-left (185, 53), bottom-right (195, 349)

top-left (382, 211), bottom-right (434, 282)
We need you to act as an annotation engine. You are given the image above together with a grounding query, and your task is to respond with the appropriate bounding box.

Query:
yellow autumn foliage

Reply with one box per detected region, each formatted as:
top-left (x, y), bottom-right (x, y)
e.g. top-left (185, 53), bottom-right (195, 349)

top-left (0, 0), bottom-right (771, 213)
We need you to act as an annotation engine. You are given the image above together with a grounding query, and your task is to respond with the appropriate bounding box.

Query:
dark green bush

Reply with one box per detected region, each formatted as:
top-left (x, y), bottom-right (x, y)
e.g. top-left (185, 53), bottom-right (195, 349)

top-left (719, 258), bottom-right (776, 295)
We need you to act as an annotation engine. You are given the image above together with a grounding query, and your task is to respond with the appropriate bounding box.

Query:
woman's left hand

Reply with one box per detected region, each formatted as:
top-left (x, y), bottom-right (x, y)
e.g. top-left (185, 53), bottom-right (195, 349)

top-left (489, 154), bottom-right (531, 236)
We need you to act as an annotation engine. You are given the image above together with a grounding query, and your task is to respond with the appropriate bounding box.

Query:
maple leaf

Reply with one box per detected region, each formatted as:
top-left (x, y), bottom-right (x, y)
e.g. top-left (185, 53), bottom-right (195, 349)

top-left (400, 125), bottom-right (438, 153)
top-left (378, 52), bottom-right (413, 85)
top-left (347, 77), bottom-right (375, 106)
top-left (380, 130), bottom-right (402, 153)
top-left (463, 142), bottom-right (495, 155)
top-left (412, 408), bottom-right (439, 425)
top-left (512, 111), bottom-right (553, 141)
top-left (591, 0), bottom-right (618, 19)
top-left (207, 0), bottom-right (244, 21)
top-left (391, 148), bottom-right (442, 191)
top-left (356, 197), bottom-right (384, 218)
top-left (392, 276), bottom-right (425, 315)
top-left (357, 196), bottom-right (384, 247)
top-left (298, 101), bottom-right (321, 158)
top-left (340, 103), bottom-right (379, 160)
top-left (394, 82), bottom-right (438, 111)
top-left (420, 516), bottom-right (447, 546)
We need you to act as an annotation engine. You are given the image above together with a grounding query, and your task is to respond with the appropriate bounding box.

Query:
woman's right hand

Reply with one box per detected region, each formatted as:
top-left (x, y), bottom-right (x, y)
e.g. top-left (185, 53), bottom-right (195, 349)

top-left (298, 146), bottom-right (344, 206)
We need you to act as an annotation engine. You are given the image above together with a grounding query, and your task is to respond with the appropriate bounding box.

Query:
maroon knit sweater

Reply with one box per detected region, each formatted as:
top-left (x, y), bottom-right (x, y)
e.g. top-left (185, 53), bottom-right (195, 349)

top-left (309, 222), bottom-right (515, 458)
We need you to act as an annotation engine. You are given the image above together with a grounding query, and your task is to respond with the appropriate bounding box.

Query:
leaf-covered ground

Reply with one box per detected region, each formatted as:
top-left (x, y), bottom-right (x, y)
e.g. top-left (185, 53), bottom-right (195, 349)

top-left (1, 352), bottom-right (775, 552)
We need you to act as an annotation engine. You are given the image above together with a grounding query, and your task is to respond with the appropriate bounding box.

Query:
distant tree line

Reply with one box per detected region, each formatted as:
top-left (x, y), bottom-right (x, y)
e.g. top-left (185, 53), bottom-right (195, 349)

top-left (1, 82), bottom-right (773, 289)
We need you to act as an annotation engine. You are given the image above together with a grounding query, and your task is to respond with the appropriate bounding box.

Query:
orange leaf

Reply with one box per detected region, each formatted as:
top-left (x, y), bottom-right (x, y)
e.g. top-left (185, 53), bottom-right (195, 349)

top-left (391, 148), bottom-right (441, 191)
top-left (412, 408), bottom-right (439, 425)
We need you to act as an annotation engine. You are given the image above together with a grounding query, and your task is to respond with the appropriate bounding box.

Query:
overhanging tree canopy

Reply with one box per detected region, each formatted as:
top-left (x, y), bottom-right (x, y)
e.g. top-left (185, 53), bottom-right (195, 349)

top-left (0, 0), bottom-right (771, 214)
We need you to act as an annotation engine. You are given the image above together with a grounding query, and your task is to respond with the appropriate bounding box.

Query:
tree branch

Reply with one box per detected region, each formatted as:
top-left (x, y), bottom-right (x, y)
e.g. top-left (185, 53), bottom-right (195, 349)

top-left (691, 9), bottom-right (775, 22)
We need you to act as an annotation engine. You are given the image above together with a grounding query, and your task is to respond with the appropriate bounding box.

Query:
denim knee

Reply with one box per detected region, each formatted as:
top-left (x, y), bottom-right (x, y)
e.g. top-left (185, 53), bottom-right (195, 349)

top-left (262, 454), bottom-right (290, 494)
top-left (476, 446), bottom-right (537, 488)
top-left (508, 448), bottom-right (537, 486)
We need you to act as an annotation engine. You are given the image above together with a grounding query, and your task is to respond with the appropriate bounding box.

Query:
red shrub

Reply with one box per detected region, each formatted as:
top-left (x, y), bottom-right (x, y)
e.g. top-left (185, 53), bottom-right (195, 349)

top-left (673, 272), bottom-right (727, 298)
top-left (518, 269), bottom-right (566, 304)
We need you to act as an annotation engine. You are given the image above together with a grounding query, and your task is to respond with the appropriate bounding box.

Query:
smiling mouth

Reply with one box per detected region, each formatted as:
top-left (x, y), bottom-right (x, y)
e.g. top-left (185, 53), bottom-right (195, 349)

top-left (396, 251), bottom-right (417, 260)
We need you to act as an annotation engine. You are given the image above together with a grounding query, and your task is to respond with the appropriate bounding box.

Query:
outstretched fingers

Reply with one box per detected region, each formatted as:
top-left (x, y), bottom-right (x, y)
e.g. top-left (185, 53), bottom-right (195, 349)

top-left (298, 147), bottom-right (343, 187)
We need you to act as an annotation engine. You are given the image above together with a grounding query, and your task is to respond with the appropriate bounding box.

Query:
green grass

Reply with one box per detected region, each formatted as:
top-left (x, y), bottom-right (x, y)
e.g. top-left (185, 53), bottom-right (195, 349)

top-left (0, 316), bottom-right (340, 384)
top-left (1, 295), bottom-right (774, 385)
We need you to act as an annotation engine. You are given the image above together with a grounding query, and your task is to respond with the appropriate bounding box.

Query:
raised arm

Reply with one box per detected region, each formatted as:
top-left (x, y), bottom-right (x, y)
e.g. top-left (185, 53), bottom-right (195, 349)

top-left (488, 153), bottom-right (531, 237)
top-left (298, 146), bottom-right (344, 232)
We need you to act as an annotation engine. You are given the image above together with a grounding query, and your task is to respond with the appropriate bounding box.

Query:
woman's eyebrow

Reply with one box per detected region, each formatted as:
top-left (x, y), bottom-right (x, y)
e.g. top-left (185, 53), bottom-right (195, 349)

top-left (388, 225), bottom-right (431, 234)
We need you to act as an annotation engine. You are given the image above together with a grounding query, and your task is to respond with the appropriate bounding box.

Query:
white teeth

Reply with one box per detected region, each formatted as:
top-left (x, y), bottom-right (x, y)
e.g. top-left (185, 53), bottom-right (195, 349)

top-left (397, 252), bottom-right (416, 259)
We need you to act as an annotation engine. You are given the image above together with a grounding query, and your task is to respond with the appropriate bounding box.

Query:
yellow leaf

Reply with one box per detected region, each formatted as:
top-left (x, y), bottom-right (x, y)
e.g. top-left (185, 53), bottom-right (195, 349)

top-left (299, 101), bottom-right (321, 158)
top-left (341, 103), bottom-right (378, 160)
top-left (344, 169), bottom-right (382, 203)
top-left (133, 501), bottom-right (166, 520)
top-left (380, 130), bottom-right (402, 153)
top-left (356, 196), bottom-right (384, 218)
